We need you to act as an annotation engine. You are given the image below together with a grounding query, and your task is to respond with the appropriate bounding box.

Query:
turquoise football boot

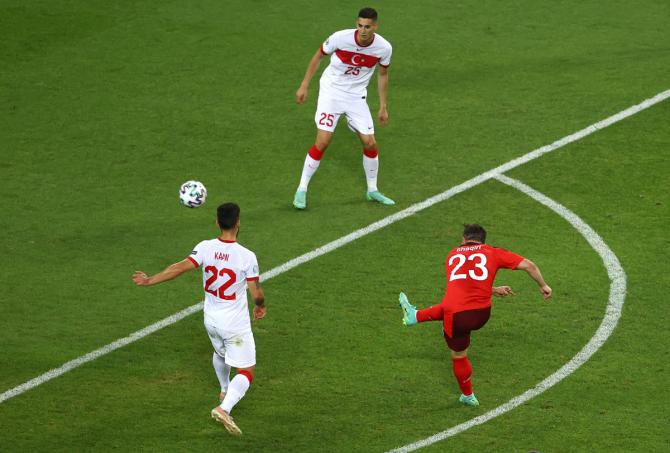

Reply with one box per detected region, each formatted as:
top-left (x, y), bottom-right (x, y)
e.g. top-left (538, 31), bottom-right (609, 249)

top-left (293, 190), bottom-right (307, 210)
top-left (366, 191), bottom-right (395, 205)
top-left (459, 394), bottom-right (480, 407)
top-left (399, 292), bottom-right (417, 326)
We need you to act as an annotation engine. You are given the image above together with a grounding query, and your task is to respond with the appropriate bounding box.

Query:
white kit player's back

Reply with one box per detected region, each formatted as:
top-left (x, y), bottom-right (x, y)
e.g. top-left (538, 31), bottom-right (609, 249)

top-left (188, 239), bottom-right (260, 332)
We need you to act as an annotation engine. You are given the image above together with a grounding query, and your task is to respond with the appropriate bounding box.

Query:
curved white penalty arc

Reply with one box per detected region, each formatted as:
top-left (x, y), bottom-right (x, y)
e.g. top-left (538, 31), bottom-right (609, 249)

top-left (387, 174), bottom-right (627, 453)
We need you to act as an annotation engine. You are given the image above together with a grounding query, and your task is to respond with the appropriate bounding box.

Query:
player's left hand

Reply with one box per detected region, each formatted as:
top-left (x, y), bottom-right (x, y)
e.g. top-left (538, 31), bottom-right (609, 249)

top-left (132, 271), bottom-right (150, 286)
top-left (378, 107), bottom-right (389, 126)
top-left (492, 286), bottom-right (515, 297)
top-left (253, 305), bottom-right (267, 321)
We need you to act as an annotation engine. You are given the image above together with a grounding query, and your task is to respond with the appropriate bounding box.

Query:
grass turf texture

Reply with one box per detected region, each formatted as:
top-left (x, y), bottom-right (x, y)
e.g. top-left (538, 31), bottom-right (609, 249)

top-left (1, 0), bottom-right (668, 451)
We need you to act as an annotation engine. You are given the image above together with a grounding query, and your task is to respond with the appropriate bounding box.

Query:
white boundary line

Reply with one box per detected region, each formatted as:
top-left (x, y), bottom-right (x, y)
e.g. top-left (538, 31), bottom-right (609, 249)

top-left (1, 89), bottom-right (667, 405)
top-left (386, 175), bottom-right (627, 452)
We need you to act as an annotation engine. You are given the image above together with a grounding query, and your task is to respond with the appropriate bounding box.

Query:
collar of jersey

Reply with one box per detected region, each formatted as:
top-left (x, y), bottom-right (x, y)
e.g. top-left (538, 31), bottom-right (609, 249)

top-left (217, 238), bottom-right (236, 243)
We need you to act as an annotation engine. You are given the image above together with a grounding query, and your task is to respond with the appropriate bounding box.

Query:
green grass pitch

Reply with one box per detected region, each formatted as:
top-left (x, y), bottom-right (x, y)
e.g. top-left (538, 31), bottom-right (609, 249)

top-left (1, 0), bottom-right (669, 451)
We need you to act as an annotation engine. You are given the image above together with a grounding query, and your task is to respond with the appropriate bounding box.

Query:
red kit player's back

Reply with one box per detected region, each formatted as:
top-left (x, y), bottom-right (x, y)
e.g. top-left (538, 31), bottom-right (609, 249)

top-left (442, 243), bottom-right (524, 313)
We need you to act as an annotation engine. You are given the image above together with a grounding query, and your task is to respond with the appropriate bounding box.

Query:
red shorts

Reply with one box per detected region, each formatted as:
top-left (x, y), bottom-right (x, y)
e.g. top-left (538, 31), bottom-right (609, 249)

top-left (443, 307), bottom-right (491, 352)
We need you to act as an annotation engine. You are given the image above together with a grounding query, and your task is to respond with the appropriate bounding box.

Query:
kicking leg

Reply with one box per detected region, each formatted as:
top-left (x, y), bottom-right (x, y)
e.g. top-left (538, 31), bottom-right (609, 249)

top-left (398, 293), bottom-right (444, 326)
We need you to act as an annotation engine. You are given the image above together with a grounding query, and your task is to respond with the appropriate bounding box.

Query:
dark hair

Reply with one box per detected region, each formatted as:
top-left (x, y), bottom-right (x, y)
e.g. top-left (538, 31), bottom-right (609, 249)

top-left (358, 7), bottom-right (378, 21)
top-left (217, 203), bottom-right (240, 230)
top-left (463, 224), bottom-right (486, 243)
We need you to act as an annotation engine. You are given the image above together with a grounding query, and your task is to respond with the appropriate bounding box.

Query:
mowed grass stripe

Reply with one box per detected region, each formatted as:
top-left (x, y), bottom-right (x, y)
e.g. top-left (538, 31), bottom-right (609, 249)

top-left (1, 88), bottom-right (668, 405)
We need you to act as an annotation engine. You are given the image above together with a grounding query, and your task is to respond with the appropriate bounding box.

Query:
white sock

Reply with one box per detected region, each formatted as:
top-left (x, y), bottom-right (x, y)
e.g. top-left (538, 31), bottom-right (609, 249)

top-left (220, 373), bottom-right (251, 413)
top-left (212, 352), bottom-right (231, 392)
top-left (363, 155), bottom-right (379, 192)
top-left (298, 155), bottom-right (321, 191)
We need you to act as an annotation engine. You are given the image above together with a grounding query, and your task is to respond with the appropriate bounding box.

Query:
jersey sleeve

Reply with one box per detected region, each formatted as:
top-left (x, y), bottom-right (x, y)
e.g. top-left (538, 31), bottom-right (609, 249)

top-left (321, 32), bottom-right (338, 55)
top-left (379, 44), bottom-right (392, 67)
top-left (187, 241), bottom-right (205, 267)
top-left (244, 252), bottom-right (260, 281)
top-left (494, 247), bottom-right (524, 269)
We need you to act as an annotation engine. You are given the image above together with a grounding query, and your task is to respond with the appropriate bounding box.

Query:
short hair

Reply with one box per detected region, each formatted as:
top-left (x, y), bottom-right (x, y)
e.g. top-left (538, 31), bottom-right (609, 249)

top-left (463, 224), bottom-right (487, 243)
top-left (358, 7), bottom-right (378, 21)
top-left (217, 203), bottom-right (240, 230)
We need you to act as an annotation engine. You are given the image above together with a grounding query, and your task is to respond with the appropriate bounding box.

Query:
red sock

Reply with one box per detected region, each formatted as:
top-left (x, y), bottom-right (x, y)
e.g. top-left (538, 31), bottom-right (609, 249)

top-left (308, 144), bottom-right (324, 160)
top-left (452, 356), bottom-right (473, 396)
top-left (417, 304), bottom-right (444, 322)
top-left (363, 147), bottom-right (378, 158)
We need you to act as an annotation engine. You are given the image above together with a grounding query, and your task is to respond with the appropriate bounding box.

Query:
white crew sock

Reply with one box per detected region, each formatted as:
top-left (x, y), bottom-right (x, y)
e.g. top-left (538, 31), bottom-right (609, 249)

top-left (298, 155), bottom-right (321, 191)
top-left (212, 352), bottom-right (231, 392)
top-left (220, 373), bottom-right (251, 413)
top-left (363, 155), bottom-right (379, 192)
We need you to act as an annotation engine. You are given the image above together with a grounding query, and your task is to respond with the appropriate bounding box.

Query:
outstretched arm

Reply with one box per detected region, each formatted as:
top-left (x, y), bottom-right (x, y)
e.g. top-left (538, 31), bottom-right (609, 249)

top-left (516, 259), bottom-right (552, 299)
top-left (247, 279), bottom-right (266, 320)
top-left (296, 49), bottom-right (325, 104)
top-left (133, 259), bottom-right (196, 286)
top-left (377, 65), bottom-right (389, 125)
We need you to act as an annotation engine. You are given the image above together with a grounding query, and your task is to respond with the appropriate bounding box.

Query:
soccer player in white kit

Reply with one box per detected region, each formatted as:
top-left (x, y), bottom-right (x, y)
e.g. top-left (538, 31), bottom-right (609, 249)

top-left (293, 7), bottom-right (395, 209)
top-left (132, 203), bottom-right (266, 436)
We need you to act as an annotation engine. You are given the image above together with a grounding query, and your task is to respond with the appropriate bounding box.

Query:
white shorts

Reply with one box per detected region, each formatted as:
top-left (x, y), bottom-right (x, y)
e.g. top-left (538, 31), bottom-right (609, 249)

top-left (314, 92), bottom-right (374, 135)
top-left (205, 323), bottom-right (256, 368)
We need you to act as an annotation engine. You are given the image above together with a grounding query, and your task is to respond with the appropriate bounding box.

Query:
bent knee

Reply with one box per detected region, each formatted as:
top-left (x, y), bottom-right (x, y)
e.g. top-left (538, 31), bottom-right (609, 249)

top-left (361, 137), bottom-right (377, 150)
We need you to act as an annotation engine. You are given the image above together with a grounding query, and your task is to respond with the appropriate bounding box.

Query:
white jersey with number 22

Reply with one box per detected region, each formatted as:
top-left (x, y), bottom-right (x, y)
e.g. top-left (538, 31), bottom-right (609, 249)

top-left (188, 239), bottom-right (260, 333)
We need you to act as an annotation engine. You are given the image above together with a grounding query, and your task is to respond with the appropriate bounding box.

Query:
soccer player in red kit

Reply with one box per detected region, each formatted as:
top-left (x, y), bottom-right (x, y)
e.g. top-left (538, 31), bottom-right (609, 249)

top-left (398, 224), bottom-right (552, 406)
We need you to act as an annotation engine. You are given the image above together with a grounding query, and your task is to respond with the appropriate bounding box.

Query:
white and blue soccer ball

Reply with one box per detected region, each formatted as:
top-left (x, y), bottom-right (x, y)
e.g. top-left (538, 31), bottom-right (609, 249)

top-left (179, 180), bottom-right (207, 208)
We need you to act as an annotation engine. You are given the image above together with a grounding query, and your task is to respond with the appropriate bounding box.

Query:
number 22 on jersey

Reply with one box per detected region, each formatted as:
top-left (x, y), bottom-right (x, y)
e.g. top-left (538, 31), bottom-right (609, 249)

top-left (449, 253), bottom-right (489, 281)
top-left (204, 266), bottom-right (237, 300)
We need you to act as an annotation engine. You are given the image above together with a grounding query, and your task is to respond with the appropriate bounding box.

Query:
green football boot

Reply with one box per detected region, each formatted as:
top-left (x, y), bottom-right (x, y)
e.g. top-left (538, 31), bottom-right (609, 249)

top-left (459, 394), bottom-right (480, 407)
top-left (293, 190), bottom-right (307, 210)
top-left (366, 191), bottom-right (395, 205)
top-left (399, 292), bottom-right (418, 326)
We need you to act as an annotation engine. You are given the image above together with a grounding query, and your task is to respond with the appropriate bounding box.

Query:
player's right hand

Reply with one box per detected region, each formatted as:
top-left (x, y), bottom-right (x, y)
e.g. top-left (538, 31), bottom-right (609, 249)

top-left (296, 85), bottom-right (308, 104)
top-left (132, 271), bottom-right (150, 286)
top-left (540, 285), bottom-right (552, 300)
top-left (492, 286), bottom-right (515, 297)
top-left (253, 305), bottom-right (267, 320)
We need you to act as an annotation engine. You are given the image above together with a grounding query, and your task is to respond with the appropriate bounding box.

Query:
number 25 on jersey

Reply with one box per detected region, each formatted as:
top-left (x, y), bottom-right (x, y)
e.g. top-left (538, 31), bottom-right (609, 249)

top-left (449, 253), bottom-right (489, 281)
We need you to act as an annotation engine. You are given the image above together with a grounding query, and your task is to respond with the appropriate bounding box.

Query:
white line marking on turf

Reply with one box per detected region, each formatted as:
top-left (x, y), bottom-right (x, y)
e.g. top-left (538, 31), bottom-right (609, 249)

top-left (386, 175), bottom-right (627, 453)
top-left (1, 89), bottom-right (666, 405)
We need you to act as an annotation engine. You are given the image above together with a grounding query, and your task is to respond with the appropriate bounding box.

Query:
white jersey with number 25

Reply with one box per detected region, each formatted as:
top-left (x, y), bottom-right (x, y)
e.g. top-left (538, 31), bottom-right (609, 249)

top-left (320, 29), bottom-right (392, 99)
top-left (188, 239), bottom-right (260, 333)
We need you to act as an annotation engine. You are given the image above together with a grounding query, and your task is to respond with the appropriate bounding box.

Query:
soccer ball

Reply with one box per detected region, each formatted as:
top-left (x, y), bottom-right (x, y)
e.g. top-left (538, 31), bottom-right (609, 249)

top-left (179, 180), bottom-right (207, 208)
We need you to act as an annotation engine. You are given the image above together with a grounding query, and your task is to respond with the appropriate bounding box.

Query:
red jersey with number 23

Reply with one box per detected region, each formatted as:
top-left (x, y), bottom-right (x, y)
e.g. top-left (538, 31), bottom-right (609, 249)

top-left (442, 243), bottom-right (524, 313)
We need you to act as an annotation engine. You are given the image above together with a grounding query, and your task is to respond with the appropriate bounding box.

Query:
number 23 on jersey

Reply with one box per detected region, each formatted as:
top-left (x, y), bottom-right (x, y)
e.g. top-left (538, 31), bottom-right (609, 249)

top-left (449, 253), bottom-right (489, 281)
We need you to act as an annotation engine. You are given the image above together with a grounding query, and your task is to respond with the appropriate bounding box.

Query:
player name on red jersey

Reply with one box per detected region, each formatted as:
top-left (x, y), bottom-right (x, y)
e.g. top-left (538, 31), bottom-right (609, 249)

top-left (456, 245), bottom-right (483, 252)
